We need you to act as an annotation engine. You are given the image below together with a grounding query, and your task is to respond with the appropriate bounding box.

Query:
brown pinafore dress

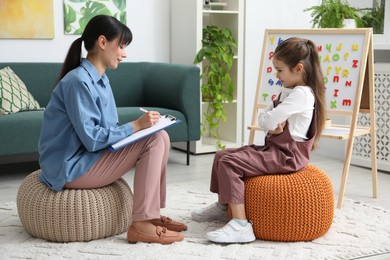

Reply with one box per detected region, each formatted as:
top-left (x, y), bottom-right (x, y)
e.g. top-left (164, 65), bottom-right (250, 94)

top-left (209, 93), bottom-right (317, 204)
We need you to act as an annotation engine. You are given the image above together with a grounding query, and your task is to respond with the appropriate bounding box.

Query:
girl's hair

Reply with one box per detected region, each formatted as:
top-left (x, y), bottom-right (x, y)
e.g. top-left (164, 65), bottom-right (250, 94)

top-left (273, 37), bottom-right (326, 150)
top-left (57, 15), bottom-right (133, 83)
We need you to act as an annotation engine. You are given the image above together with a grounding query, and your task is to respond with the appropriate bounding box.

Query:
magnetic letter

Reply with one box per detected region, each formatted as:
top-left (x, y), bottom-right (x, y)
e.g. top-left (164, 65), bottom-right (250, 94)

top-left (271, 94), bottom-right (277, 100)
top-left (342, 99), bottom-right (352, 106)
top-left (276, 80), bottom-right (282, 86)
top-left (270, 36), bottom-right (275, 45)
top-left (331, 100), bottom-right (337, 108)
top-left (352, 60), bottom-right (359, 68)
top-left (342, 69), bottom-right (349, 77)
top-left (334, 89), bottom-right (339, 97)
top-left (336, 43), bottom-right (343, 51)
top-left (324, 54), bottom-right (331, 62)
top-left (262, 93), bottom-right (269, 101)
top-left (333, 76), bottom-right (340, 83)
top-left (332, 53), bottom-right (340, 62)
top-left (345, 81), bottom-right (352, 87)
top-left (267, 67), bottom-right (273, 73)
top-left (344, 52), bottom-right (349, 61)
top-left (326, 43), bottom-right (332, 52)
top-left (335, 66), bottom-right (342, 74)
top-left (269, 51), bottom-right (274, 60)
top-left (317, 45), bottom-right (323, 52)
top-left (268, 79), bottom-right (274, 86)
top-left (326, 66), bottom-right (332, 75)
top-left (351, 44), bottom-right (359, 51)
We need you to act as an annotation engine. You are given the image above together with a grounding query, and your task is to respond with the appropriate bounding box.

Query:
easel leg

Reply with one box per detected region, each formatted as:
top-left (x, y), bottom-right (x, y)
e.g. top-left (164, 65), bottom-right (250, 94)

top-left (337, 159), bottom-right (351, 209)
top-left (337, 137), bottom-right (355, 209)
top-left (367, 28), bottom-right (377, 199)
top-left (248, 130), bottom-right (255, 145)
top-left (370, 121), bottom-right (378, 198)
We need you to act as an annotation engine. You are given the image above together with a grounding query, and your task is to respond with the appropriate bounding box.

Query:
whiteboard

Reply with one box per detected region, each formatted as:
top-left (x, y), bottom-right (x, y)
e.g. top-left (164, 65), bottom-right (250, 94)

top-left (256, 29), bottom-right (371, 114)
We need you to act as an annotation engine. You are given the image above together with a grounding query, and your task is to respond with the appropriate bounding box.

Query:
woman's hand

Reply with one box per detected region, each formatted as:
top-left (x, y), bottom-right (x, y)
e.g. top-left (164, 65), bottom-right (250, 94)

top-left (131, 111), bottom-right (161, 133)
top-left (268, 121), bottom-right (286, 135)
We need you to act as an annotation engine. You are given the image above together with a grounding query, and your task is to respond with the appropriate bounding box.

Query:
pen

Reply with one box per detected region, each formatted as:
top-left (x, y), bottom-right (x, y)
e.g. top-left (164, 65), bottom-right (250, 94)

top-left (140, 107), bottom-right (165, 119)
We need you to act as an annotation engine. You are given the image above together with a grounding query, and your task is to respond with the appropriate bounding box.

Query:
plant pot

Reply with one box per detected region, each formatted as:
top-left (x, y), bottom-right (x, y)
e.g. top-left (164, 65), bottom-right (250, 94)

top-left (343, 19), bottom-right (356, 28)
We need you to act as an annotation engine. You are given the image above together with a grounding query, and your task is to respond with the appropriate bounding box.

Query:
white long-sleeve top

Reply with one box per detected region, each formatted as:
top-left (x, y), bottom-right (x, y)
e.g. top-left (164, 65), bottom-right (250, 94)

top-left (258, 86), bottom-right (315, 141)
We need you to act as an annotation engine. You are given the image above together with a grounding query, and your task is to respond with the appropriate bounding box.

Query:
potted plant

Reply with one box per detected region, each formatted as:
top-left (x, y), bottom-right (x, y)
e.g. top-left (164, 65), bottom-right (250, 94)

top-left (361, 1), bottom-right (385, 34)
top-left (304, 0), bottom-right (364, 28)
top-left (194, 25), bottom-right (237, 149)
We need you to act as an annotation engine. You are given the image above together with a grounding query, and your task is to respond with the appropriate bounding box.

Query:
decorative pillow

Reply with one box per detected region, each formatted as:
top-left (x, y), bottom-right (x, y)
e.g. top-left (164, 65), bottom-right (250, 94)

top-left (0, 67), bottom-right (40, 115)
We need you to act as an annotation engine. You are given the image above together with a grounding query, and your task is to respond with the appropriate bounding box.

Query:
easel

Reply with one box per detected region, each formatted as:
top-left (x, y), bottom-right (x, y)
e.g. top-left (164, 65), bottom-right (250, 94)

top-left (247, 29), bottom-right (377, 209)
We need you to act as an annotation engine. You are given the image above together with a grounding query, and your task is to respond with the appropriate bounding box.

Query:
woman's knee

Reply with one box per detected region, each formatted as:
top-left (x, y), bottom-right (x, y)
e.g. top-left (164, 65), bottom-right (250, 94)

top-left (159, 130), bottom-right (170, 144)
top-left (147, 131), bottom-right (170, 153)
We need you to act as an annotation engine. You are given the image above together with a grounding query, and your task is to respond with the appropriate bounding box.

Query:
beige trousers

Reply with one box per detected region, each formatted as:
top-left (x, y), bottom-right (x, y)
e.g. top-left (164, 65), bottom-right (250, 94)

top-left (64, 131), bottom-right (170, 221)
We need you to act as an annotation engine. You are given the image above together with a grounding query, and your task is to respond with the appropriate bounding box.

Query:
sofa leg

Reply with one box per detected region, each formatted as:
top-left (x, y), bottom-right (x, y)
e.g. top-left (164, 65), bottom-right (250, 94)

top-left (186, 141), bottom-right (190, 166)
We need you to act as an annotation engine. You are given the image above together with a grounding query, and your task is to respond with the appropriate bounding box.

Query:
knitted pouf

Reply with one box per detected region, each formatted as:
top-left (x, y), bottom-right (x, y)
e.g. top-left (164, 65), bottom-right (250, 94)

top-left (17, 170), bottom-right (133, 242)
top-left (244, 165), bottom-right (334, 242)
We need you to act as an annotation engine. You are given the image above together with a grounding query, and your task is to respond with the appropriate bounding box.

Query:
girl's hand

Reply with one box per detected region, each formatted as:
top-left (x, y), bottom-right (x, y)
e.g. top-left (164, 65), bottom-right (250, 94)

top-left (131, 111), bottom-right (161, 132)
top-left (268, 121), bottom-right (286, 135)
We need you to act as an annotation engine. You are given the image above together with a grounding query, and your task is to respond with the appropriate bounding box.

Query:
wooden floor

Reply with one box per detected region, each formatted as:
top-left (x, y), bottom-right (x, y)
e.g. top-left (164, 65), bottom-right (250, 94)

top-left (0, 148), bottom-right (389, 259)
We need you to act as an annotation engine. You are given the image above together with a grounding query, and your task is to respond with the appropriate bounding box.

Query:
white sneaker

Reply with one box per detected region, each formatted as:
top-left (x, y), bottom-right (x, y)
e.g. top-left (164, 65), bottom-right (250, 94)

top-left (191, 202), bottom-right (229, 222)
top-left (206, 219), bottom-right (256, 243)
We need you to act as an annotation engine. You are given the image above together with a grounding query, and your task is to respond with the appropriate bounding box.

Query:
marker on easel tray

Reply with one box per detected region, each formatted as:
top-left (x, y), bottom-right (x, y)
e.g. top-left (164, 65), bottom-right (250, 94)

top-left (140, 107), bottom-right (148, 113)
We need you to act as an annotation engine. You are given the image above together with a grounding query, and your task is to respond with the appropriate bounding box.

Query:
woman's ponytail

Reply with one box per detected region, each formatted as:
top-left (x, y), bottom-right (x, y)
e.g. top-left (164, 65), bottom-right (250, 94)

top-left (56, 37), bottom-right (83, 85)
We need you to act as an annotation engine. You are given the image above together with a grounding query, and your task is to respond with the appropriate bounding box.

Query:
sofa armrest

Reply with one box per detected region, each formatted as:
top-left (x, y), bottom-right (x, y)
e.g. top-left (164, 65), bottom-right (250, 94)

top-left (142, 62), bottom-right (200, 141)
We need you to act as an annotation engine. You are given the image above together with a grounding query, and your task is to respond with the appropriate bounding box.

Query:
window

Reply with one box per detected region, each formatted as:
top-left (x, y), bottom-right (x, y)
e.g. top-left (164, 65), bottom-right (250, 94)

top-left (353, 0), bottom-right (390, 49)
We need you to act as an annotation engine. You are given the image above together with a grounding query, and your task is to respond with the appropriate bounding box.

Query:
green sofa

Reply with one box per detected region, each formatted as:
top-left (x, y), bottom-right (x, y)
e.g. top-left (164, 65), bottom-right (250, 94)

top-left (0, 62), bottom-right (200, 165)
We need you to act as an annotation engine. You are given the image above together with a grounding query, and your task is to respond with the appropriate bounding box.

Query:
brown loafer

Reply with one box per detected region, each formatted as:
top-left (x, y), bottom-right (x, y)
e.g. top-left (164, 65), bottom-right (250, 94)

top-left (127, 225), bottom-right (184, 244)
top-left (150, 216), bottom-right (188, 232)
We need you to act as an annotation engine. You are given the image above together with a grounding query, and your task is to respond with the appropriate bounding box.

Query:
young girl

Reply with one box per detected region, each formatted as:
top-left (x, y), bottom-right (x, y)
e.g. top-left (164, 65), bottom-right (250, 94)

top-left (38, 15), bottom-right (186, 245)
top-left (192, 37), bottom-right (326, 243)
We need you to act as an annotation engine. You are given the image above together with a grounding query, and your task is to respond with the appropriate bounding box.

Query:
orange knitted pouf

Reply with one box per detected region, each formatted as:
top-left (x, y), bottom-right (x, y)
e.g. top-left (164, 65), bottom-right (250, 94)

top-left (244, 165), bottom-right (334, 242)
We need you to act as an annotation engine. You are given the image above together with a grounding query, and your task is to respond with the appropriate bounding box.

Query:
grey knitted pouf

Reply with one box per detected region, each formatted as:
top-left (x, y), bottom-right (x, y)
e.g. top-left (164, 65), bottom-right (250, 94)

top-left (17, 170), bottom-right (133, 242)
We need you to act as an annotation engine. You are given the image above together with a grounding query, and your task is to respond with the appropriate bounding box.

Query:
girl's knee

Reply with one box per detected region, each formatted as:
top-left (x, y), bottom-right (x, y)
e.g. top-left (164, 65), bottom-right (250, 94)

top-left (215, 150), bottom-right (228, 161)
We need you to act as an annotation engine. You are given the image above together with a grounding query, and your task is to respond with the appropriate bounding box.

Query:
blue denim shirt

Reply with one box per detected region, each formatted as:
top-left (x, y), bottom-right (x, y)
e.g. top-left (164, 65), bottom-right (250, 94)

top-left (38, 59), bottom-right (133, 191)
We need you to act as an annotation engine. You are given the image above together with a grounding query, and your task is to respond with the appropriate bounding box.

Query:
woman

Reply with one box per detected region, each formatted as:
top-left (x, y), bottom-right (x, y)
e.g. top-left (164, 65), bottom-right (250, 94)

top-left (38, 15), bottom-right (186, 245)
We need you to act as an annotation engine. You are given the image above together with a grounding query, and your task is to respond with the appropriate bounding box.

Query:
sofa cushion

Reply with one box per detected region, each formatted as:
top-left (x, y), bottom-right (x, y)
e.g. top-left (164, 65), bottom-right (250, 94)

top-left (0, 67), bottom-right (41, 115)
top-left (0, 110), bottom-right (43, 156)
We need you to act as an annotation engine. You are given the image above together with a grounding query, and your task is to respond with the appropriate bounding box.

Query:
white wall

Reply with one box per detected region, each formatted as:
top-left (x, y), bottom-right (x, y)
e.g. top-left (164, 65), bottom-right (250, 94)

top-left (0, 0), bottom-right (171, 62)
top-left (242, 0), bottom-right (347, 159)
top-left (0, 0), bottom-right (344, 159)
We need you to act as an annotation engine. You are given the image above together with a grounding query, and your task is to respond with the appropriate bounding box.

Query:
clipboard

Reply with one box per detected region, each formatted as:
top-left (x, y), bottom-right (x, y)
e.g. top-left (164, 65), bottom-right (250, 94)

top-left (109, 115), bottom-right (181, 152)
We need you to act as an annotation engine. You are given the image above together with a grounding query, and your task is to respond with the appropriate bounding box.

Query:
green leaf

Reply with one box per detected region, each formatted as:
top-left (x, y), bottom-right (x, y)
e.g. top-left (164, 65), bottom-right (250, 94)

top-left (194, 49), bottom-right (206, 64)
top-left (120, 11), bottom-right (127, 24)
top-left (64, 4), bottom-right (77, 24)
top-left (113, 0), bottom-right (126, 11)
top-left (63, 4), bottom-right (77, 33)
top-left (76, 1), bottom-right (112, 34)
top-left (85, 1), bottom-right (112, 17)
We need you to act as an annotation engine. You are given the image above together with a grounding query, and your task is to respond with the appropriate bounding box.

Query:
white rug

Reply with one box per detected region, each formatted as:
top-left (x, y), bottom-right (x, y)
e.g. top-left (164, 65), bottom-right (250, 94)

top-left (1, 181), bottom-right (390, 260)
